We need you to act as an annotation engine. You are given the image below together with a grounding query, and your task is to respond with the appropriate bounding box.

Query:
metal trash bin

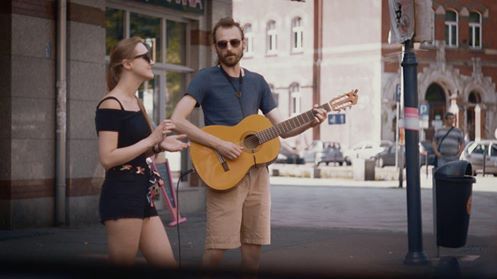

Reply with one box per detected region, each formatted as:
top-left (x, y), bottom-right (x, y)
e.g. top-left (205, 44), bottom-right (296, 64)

top-left (433, 160), bottom-right (476, 248)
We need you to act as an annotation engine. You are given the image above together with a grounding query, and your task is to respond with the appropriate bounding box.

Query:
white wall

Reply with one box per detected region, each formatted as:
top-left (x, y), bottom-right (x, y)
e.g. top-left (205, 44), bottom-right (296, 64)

top-left (320, 0), bottom-right (383, 148)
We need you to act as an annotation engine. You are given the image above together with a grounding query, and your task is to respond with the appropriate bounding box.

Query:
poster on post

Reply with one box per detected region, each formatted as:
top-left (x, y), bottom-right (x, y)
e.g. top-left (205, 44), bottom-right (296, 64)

top-left (388, 0), bottom-right (415, 44)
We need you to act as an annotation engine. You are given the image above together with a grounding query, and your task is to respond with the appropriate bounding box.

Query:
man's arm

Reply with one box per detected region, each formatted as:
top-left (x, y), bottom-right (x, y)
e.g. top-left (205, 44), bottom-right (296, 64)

top-left (265, 105), bottom-right (326, 139)
top-left (432, 137), bottom-right (441, 158)
top-left (171, 95), bottom-right (243, 160)
top-left (458, 131), bottom-right (465, 157)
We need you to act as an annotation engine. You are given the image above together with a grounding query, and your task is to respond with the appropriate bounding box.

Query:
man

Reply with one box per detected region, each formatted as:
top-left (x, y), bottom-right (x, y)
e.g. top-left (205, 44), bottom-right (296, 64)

top-left (171, 17), bottom-right (326, 272)
top-left (432, 112), bottom-right (465, 168)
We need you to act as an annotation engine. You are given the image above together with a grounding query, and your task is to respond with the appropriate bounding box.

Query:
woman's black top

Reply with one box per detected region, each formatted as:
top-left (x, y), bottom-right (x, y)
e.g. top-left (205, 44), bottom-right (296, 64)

top-left (95, 96), bottom-right (158, 222)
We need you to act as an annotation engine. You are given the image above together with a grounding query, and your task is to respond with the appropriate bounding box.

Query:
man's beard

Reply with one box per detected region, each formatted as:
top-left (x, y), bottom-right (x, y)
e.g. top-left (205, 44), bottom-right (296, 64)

top-left (217, 50), bottom-right (243, 67)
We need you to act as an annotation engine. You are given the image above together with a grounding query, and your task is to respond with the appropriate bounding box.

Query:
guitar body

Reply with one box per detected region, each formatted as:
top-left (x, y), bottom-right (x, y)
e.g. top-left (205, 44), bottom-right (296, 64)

top-left (189, 89), bottom-right (359, 190)
top-left (190, 114), bottom-right (280, 191)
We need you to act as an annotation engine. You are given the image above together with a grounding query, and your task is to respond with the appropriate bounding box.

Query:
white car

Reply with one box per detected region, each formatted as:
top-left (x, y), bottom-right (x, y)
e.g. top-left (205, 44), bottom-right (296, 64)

top-left (460, 140), bottom-right (497, 176)
top-left (343, 140), bottom-right (393, 165)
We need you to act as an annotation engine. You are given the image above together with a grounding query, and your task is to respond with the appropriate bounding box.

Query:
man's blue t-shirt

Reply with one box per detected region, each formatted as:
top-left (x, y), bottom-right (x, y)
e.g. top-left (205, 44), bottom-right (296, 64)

top-left (186, 66), bottom-right (277, 126)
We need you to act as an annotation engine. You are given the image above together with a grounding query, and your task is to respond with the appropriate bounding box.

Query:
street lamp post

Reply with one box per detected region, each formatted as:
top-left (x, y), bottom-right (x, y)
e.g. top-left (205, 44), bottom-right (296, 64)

top-left (402, 39), bottom-right (429, 265)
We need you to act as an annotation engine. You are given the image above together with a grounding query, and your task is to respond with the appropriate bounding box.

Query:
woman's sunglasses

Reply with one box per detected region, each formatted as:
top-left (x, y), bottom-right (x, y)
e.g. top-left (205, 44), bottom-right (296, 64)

top-left (216, 39), bottom-right (241, 49)
top-left (134, 52), bottom-right (152, 64)
top-left (134, 42), bottom-right (153, 64)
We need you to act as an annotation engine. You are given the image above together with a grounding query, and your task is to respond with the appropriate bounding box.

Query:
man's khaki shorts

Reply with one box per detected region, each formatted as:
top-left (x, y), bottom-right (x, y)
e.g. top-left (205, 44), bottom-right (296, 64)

top-left (204, 166), bottom-right (271, 250)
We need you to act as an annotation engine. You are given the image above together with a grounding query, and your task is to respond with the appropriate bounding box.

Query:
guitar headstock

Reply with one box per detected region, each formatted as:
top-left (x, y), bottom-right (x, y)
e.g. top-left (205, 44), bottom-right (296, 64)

top-left (328, 89), bottom-right (359, 112)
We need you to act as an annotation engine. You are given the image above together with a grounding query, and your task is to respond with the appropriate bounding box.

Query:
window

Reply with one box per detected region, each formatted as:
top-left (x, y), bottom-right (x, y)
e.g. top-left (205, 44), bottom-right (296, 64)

top-left (445, 10), bottom-right (458, 47)
top-left (266, 20), bottom-right (277, 55)
top-left (491, 144), bottom-right (497, 157)
top-left (167, 20), bottom-right (187, 65)
top-left (471, 143), bottom-right (487, 155)
top-left (268, 83), bottom-right (278, 105)
top-left (105, 8), bottom-right (124, 56)
top-left (291, 17), bottom-right (303, 52)
top-left (289, 83), bottom-right (301, 116)
top-left (469, 11), bottom-right (482, 49)
top-left (130, 13), bottom-right (162, 62)
top-left (244, 23), bottom-right (254, 57)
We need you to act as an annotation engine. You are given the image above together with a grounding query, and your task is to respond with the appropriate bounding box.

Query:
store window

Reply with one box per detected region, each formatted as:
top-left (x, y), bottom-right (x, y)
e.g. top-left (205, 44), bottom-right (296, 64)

top-left (469, 11), bottom-right (482, 49)
top-left (445, 10), bottom-right (458, 47)
top-left (291, 17), bottom-right (303, 53)
top-left (266, 20), bottom-right (277, 55)
top-left (130, 13), bottom-right (162, 63)
top-left (166, 72), bottom-right (186, 118)
top-left (167, 20), bottom-right (187, 65)
top-left (105, 8), bottom-right (124, 55)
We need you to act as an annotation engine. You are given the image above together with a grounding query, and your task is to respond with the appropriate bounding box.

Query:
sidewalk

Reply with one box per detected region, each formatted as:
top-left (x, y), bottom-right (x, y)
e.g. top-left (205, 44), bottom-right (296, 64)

top-left (0, 213), bottom-right (495, 278)
top-left (1, 175), bottom-right (496, 278)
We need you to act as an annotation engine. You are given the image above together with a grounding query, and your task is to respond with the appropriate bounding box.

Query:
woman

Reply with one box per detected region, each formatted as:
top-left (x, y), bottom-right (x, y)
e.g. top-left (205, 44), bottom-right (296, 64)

top-left (95, 36), bottom-right (188, 267)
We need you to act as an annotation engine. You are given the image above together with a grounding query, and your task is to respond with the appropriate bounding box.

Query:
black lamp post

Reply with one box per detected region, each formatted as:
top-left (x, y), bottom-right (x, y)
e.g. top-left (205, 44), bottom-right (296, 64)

top-left (402, 39), bottom-right (429, 265)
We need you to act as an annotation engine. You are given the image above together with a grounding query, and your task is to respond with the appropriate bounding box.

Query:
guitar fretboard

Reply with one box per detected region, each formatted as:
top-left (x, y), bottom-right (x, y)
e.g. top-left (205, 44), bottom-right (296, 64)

top-left (255, 103), bottom-right (332, 144)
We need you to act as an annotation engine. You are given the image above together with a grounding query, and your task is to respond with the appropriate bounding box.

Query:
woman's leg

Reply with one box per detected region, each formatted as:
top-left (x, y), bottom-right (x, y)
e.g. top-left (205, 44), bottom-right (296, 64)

top-left (105, 218), bottom-right (143, 265)
top-left (139, 216), bottom-right (177, 267)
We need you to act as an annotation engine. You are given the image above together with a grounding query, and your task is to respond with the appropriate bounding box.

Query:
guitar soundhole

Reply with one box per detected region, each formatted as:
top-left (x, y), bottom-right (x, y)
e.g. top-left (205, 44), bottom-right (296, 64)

top-left (243, 134), bottom-right (260, 150)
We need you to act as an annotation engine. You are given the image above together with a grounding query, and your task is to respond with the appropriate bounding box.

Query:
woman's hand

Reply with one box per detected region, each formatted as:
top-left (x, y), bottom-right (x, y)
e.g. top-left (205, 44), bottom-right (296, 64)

top-left (148, 119), bottom-right (175, 146)
top-left (159, 134), bottom-right (189, 152)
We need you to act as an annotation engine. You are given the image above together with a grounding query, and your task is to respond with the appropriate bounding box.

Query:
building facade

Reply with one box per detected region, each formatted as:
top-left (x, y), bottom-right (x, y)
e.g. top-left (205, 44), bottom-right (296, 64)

top-left (382, 0), bottom-right (497, 143)
top-left (234, 0), bottom-right (497, 150)
top-left (0, 0), bottom-right (231, 229)
top-left (233, 0), bottom-right (315, 151)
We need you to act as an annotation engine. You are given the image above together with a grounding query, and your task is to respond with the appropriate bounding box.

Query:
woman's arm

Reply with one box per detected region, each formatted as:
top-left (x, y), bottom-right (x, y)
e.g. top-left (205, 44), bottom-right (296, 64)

top-left (97, 99), bottom-right (168, 170)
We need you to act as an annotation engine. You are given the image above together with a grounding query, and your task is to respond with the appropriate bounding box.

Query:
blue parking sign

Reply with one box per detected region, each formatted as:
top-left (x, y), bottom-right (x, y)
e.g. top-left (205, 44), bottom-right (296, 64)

top-left (419, 104), bottom-right (429, 116)
top-left (328, 113), bottom-right (346, 125)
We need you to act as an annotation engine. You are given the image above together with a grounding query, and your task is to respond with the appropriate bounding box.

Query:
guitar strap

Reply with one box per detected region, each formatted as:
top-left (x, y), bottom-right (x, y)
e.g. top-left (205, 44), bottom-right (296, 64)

top-left (218, 65), bottom-right (245, 118)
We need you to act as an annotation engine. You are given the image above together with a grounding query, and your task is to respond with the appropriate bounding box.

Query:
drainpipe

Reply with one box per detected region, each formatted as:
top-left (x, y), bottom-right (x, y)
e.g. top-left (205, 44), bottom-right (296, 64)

top-left (313, 0), bottom-right (323, 140)
top-left (55, 0), bottom-right (67, 226)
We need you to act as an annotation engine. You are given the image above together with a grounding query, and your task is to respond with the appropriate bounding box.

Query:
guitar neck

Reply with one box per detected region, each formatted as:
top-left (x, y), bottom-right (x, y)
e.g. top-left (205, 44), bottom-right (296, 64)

top-left (255, 103), bottom-right (332, 144)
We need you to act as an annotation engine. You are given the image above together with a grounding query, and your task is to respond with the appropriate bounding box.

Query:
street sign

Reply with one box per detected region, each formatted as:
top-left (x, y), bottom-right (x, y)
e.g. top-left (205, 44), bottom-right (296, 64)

top-left (328, 114), bottom-right (346, 125)
top-left (419, 104), bottom-right (429, 129)
top-left (419, 104), bottom-right (429, 116)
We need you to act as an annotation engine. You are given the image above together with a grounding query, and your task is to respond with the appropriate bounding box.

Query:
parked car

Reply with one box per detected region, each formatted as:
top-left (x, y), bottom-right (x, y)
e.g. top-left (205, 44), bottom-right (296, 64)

top-left (419, 140), bottom-right (436, 167)
top-left (374, 142), bottom-right (433, 168)
top-left (316, 142), bottom-right (344, 166)
top-left (276, 141), bottom-right (305, 164)
top-left (302, 140), bottom-right (326, 164)
top-left (460, 140), bottom-right (497, 176)
top-left (343, 140), bottom-right (393, 165)
top-left (374, 145), bottom-right (402, 168)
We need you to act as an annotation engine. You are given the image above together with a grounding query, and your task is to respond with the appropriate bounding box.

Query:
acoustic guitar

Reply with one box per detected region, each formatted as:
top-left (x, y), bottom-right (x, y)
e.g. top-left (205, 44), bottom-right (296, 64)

top-left (190, 89), bottom-right (359, 190)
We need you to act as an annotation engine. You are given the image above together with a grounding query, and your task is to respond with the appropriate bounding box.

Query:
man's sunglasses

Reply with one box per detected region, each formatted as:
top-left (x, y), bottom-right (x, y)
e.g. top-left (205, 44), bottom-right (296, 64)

top-left (216, 39), bottom-right (241, 49)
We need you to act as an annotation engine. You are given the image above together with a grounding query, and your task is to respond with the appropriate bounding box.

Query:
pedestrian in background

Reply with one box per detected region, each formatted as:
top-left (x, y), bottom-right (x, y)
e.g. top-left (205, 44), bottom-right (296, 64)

top-left (432, 112), bottom-right (465, 168)
top-left (95, 36), bottom-right (188, 266)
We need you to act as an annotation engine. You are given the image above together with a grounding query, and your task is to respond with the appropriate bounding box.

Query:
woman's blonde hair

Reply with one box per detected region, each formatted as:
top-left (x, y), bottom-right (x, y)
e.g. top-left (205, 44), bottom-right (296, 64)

top-left (106, 36), bottom-right (144, 91)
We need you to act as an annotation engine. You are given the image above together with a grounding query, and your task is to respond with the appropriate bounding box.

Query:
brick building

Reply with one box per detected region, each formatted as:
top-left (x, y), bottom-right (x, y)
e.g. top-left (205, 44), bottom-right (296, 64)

top-left (382, 0), bottom-right (497, 142)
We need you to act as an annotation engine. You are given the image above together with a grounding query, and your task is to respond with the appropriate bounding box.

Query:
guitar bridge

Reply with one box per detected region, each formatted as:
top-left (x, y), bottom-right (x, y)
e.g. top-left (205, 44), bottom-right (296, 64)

top-left (215, 151), bottom-right (230, 172)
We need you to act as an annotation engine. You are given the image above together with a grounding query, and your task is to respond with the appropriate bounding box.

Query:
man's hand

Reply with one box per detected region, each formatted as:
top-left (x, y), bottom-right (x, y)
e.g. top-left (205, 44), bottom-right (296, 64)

top-left (215, 140), bottom-right (244, 160)
top-left (310, 105), bottom-right (327, 127)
